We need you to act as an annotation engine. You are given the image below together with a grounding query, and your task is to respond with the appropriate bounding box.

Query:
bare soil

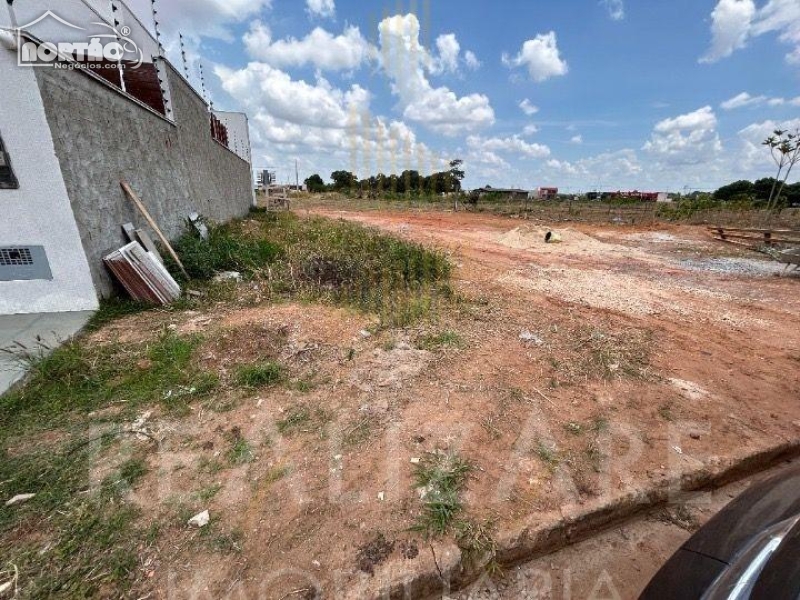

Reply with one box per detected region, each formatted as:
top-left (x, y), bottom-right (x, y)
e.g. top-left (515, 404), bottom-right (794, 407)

top-left (87, 208), bottom-right (799, 599)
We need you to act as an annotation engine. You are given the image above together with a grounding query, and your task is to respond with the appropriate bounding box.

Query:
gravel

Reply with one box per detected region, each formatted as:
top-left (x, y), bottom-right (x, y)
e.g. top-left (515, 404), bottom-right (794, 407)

top-left (679, 257), bottom-right (787, 277)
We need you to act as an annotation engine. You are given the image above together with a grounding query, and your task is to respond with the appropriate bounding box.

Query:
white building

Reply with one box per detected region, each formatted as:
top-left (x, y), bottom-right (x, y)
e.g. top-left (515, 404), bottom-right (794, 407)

top-left (0, 0), bottom-right (254, 317)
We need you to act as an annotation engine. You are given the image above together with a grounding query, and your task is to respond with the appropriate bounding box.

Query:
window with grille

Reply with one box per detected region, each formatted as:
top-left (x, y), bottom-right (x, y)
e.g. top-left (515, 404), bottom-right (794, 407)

top-left (0, 134), bottom-right (19, 190)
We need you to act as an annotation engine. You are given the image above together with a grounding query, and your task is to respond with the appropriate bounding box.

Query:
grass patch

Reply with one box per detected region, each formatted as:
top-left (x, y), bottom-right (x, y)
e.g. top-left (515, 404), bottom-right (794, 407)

top-left (564, 422), bottom-right (584, 436)
top-left (590, 415), bottom-right (610, 433)
top-left (235, 362), bottom-right (284, 388)
top-left (227, 437), bottom-right (255, 466)
top-left (417, 330), bottom-right (464, 351)
top-left (412, 452), bottom-right (474, 537)
top-left (275, 404), bottom-right (331, 438)
top-left (0, 443), bottom-right (149, 598)
top-left (263, 466), bottom-right (291, 486)
top-left (244, 211), bottom-right (451, 328)
top-left (276, 406), bottom-right (311, 435)
top-left (456, 520), bottom-right (501, 577)
top-left (342, 416), bottom-right (379, 447)
top-left (534, 441), bottom-right (561, 472)
top-left (196, 483), bottom-right (222, 502)
top-left (659, 403), bottom-right (676, 422)
top-left (166, 219), bottom-right (283, 281)
top-left (0, 332), bottom-right (216, 436)
top-left (573, 327), bottom-right (653, 381)
top-left (85, 297), bottom-right (150, 332)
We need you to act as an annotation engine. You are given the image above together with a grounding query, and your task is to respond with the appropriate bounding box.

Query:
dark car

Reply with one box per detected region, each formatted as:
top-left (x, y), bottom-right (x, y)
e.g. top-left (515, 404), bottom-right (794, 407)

top-left (640, 463), bottom-right (800, 600)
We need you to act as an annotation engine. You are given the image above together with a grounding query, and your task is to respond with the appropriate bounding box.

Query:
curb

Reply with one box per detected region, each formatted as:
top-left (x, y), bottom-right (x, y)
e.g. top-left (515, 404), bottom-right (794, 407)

top-left (365, 439), bottom-right (800, 600)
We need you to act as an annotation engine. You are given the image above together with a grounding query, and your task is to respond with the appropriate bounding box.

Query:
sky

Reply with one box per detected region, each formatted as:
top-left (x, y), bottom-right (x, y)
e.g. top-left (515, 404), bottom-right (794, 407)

top-left (126, 0), bottom-right (800, 192)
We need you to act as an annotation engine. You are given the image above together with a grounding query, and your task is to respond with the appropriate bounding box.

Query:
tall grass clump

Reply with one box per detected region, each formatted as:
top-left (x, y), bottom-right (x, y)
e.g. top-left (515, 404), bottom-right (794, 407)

top-left (250, 211), bottom-right (452, 326)
top-left (166, 218), bottom-right (283, 281)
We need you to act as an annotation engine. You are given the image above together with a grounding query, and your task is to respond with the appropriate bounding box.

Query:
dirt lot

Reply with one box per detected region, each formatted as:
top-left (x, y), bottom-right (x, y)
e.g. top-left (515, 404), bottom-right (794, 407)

top-left (6, 207), bottom-right (798, 599)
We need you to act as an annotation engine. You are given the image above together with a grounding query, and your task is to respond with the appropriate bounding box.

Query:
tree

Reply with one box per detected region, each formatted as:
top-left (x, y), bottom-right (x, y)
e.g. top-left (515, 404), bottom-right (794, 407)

top-left (713, 180), bottom-right (753, 202)
top-left (330, 170), bottom-right (358, 191)
top-left (763, 129), bottom-right (800, 214)
top-left (448, 159), bottom-right (465, 193)
top-left (304, 174), bottom-right (326, 193)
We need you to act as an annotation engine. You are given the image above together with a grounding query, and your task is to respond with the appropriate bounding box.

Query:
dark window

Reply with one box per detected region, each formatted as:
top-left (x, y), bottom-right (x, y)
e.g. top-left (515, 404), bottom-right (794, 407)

top-left (0, 134), bottom-right (19, 190)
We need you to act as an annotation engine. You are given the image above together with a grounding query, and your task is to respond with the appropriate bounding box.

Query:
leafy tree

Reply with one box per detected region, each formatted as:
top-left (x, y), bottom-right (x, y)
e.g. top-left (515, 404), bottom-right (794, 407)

top-left (448, 159), bottom-right (465, 193)
top-left (713, 180), bottom-right (753, 202)
top-left (330, 170), bottom-right (359, 191)
top-left (752, 178), bottom-right (778, 202)
top-left (304, 173), bottom-right (326, 193)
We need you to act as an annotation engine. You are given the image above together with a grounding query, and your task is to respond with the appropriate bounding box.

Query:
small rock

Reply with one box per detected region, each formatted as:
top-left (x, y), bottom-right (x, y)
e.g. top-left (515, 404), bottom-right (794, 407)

top-left (188, 510), bottom-right (210, 528)
top-left (377, 491), bottom-right (385, 502)
top-left (519, 330), bottom-right (544, 346)
top-left (312, 560), bottom-right (322, 569)
top-left (360, 330), bottom-right (372, 338)
top-left (690, 433), bottom-right (701, 440)
top-left (5, 493), bottom-right (35, 507)
top-left (410, 457), bottom-right (421, 464)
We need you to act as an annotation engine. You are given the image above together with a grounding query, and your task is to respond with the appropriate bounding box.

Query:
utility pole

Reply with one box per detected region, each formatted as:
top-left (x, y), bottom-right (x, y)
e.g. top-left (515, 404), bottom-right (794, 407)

top-left (295, 159), bottom-right (299, 191)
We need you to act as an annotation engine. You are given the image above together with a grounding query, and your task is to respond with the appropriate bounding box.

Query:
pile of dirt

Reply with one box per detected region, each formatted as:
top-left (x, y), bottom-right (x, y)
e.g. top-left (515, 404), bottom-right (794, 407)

top-left (494, 226), bottom-right (652, 261)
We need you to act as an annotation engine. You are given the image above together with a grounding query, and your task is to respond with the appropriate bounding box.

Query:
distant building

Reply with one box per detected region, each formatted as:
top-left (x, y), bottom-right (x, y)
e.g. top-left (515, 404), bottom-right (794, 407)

top-left (537, 187), bottom-right (559, 200)
top-left (601, 191), bottom-right (666, 202)
top-left (471, 186), bottom-right (529, 201)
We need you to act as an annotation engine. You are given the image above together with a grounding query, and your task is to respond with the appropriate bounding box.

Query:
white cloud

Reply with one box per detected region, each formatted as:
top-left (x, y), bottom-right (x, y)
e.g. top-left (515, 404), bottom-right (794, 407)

top-left (702, 0), bottom-right (800, 65)
top-left (378, 14), bottom-right (495, 135)
top-left (523, 124), bottom-right (540, 135)
top-left (701, 0), bottom-right (756, 63)
top-left (721, 91), bottom-right (800, 109)
top-left (464, 51), bottom-right (481, 70)
top-left (430, 34), bottom-right (481, 73)
top-left (467, 135), bottom-right (551, 159)
top-left (519, 99), bottom-right (540, 116)
top-left (753, 0), bottom-right (800, 64)
top-left (243, 22), bottom-right (376, 72)
top-left (570, 135), bottom-right (583, 145)
top-left (601, 0), bottom-right (625, 20)
top-left (503, 32), bottom-right (569, 82)
top-left (217, 62), bottom-right (369, 129)
top-left (643, 106), bottom-right (723, 165)
top-left (737, 117), bottom-right (800, 171)
top-left (216, 61), bottom-right (446, 180)
top-left (543, 149), bottom-right (643, 186)
top-left (435, 34), bottom-right (461, 73)
top-left (721, 92), bottom-right (767, 109)
top-left (306, 0), bottom-right (335, 19)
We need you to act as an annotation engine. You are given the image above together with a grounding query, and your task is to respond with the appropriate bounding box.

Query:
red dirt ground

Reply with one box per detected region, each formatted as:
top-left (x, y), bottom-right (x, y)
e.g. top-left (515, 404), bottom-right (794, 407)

top-left (105, 208), bottom-right (799, 599)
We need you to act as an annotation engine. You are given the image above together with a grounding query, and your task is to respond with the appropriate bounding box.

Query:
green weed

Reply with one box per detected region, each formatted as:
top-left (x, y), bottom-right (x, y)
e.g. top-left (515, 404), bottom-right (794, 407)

top-left (412, 452), bottom-right (474, 537)
top-left (235, 362), bottom-right (284, 388)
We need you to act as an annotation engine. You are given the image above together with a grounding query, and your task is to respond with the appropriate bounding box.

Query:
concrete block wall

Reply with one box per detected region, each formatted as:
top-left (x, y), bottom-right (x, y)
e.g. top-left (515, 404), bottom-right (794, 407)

top-left (35, 61), bottom-right (254, 296)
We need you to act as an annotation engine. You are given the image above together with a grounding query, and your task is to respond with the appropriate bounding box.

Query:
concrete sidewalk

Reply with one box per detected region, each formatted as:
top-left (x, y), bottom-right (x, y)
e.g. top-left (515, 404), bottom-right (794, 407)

top-left (0, 311), bottom-right (94, 396)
